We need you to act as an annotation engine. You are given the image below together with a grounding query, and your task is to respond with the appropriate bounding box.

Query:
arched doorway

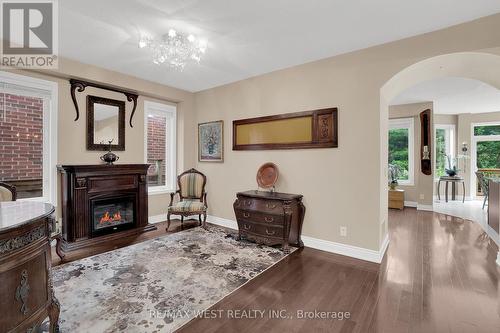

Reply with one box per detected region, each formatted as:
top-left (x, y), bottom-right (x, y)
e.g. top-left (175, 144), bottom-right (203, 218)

top-left (380, 52), bottom-right (500, 265)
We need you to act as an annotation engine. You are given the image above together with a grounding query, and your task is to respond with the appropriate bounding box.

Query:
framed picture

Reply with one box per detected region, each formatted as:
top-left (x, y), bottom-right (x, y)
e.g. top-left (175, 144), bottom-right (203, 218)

top-left (198, 120), bottom-right (224, 162)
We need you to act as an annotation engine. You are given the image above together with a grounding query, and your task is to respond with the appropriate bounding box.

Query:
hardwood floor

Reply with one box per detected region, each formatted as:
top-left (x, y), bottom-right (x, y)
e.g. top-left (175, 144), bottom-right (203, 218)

top-left (52, 210), bottom-right (500, 332)
top-left (179, 208), bottom-right (500, 333)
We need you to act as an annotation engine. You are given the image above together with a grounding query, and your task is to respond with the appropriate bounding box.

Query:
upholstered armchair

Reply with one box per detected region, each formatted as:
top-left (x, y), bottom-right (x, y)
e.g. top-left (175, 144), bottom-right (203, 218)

top-left (167, 168), bottom-right (208, 231)
top-left (0, 182), bottom-right (16, 202)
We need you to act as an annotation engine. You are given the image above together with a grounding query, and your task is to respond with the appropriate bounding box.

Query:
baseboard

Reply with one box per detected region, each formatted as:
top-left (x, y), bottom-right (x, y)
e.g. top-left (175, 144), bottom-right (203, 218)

top-left (207, 215), bottom-right (388, 264)
top-left (417, 204), bottom-right (433, 211)
top-left (379, 233), bottom-right (390, 262)
top-left (148, 213), bottom-right (169, 224)
top-left (404, 201), bottom-right (417, 207)
top-left (206, 215), bottom-right (238, 229)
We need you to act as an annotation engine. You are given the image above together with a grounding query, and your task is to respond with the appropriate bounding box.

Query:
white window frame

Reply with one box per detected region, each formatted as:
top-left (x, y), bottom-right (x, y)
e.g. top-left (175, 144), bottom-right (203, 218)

top-left (471, 121), bottom-right (500, 198)
top-left (144, 101), bottom-right (177, 195)
top-left (0, 71), bottom-right (58, 205)
top-left (434, 124), bottom-right (455, 180)
top-left (389, 117), bottom-right (414, 186)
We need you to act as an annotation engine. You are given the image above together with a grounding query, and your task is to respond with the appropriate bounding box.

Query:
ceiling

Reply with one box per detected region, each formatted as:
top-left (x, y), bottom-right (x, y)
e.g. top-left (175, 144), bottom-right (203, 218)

top-left (59, 0), bottom-right (500, 92)
top-left (390, 77), bottom-right (500, 114)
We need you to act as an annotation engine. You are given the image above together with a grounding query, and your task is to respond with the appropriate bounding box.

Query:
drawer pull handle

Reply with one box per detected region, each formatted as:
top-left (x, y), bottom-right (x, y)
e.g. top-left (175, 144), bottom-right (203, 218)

top-left (264, 216), bottom-right (274, 223)
top-left (244, 200), bottom-right (252, 206)
top-left (266, 203), bottom-right (277, 209)
top-left (244, 224), bottom-right (251, 230)
top-left (265, 229), bottom-right (276, 236)
top-left (243, 212), bottom-right (250, 218)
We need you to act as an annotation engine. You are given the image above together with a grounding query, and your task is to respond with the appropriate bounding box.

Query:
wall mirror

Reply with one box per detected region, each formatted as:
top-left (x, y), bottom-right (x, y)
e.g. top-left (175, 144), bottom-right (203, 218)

top-left (87, 95), bottom-right (125, 151)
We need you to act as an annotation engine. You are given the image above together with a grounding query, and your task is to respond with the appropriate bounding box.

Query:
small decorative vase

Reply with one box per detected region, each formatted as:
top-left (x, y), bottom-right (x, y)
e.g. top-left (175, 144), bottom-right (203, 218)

top-left (389, 181), bottom-right (397, 190)
top-left (100, 139), bottom-right (119, 165)
top-left (207, 144), bottom-right (215, 154)
top-left (100, 151), bottom-right (119, 165)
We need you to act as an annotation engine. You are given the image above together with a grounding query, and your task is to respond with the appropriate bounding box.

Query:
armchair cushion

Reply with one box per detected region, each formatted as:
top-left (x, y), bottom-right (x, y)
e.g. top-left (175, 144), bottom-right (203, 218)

top-left (179, 173), bottom-right (204, 198)
top-left (0, 183), bottom-right (15, 202)
top-left (169, 200), bottom-right (206, 213)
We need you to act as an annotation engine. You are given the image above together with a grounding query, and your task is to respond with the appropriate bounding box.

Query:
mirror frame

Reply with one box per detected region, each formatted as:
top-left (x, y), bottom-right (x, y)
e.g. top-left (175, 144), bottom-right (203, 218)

top-left (87, 95), bottom-right (126, 151)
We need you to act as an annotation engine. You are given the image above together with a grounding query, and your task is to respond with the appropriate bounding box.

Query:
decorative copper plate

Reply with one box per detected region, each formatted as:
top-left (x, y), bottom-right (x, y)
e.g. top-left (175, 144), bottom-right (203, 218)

top-left (256, 162), bottom-right (279, 189)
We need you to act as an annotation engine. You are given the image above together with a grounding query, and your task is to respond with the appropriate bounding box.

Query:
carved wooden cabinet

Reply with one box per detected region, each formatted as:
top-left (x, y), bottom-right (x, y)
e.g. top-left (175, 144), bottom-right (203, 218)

top-left (233, 191), bottom-right (305, 252)
top-left (0, 201), bottom-right (60, 332)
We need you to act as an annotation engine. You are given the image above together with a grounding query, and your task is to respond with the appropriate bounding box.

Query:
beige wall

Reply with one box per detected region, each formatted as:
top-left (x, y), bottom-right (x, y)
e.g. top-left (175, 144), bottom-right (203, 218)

top-left (3, 57), bottom-right (195, 219)
top-left (389, 102), bottom-right (434, 205)
top-left (194, 14), bottom-right (500, 252)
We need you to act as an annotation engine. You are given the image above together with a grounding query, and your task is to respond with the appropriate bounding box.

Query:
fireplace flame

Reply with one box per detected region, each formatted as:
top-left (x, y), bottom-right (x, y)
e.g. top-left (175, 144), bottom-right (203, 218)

top-left (100, 211), bottom-right (122, 224)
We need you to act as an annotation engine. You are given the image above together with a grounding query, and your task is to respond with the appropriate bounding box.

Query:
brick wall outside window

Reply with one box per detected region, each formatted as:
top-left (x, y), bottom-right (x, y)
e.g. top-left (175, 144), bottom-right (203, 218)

top-left (0, 93), bottom-right (43, 198)
top-left (147, 115), bottom-right (166, 186)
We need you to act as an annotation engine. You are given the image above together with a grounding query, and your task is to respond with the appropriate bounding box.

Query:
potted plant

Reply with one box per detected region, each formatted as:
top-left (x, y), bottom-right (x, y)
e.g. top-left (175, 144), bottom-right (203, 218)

top-left (388, 164), bottom-right (399, 190)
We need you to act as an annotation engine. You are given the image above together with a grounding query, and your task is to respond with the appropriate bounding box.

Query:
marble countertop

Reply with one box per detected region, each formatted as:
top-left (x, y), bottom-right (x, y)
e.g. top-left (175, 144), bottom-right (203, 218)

top-left (0, 201), bottom-right (54, 231)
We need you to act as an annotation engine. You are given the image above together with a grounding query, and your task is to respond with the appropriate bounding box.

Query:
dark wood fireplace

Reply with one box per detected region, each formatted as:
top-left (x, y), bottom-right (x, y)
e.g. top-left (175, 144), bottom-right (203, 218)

top-left (57, 164), bottom-right (157, 258)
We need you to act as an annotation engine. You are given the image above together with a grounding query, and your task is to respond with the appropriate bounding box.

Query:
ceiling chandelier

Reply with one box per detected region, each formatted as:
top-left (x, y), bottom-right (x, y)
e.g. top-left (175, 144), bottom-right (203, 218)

top-left (139, 29), bottom-right (207, 70)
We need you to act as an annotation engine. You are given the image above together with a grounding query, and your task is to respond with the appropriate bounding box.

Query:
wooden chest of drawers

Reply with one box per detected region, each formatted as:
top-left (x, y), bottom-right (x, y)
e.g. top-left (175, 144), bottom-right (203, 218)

top-left (233, 190), bottom-right (305, 252)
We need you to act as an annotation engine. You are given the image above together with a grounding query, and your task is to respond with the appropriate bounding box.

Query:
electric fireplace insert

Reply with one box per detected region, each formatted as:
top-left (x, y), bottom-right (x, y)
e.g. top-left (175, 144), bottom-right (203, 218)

top-left (91, 195), bottom-right (135, 235)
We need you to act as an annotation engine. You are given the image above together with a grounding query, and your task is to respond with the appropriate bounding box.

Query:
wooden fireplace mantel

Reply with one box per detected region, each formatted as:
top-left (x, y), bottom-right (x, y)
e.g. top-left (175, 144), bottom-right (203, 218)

top-left (57, 164), bottom-right (157, 258)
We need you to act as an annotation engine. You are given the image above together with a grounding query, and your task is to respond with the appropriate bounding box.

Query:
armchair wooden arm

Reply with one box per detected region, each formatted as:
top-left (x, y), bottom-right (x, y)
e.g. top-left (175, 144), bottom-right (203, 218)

top-left (203, 192), bottom-right (208, 209)
top-left (169, 190), bottom-right (180, 207)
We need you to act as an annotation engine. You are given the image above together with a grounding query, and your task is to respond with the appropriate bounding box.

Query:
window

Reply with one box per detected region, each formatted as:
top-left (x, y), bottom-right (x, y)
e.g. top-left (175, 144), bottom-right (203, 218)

top-left (388, 118), bottom-right (414, 185)
top-left (472, 123), bottom-right (500, 171)
top-left (0, 71), bottom-right (57, 203)
top-left (435, 124), bottom-right (455, 178)
top-left (144, 101), bottom-right (176, 194)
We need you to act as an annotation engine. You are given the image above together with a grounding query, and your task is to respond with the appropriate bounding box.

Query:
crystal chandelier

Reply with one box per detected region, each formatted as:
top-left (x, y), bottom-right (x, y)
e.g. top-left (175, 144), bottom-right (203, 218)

top-left (139, 29), bottom-right (207, 70)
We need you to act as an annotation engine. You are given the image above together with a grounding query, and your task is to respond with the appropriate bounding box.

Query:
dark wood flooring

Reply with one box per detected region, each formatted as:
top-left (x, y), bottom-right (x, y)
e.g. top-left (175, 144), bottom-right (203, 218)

top-left (53, 210), bottom-right (500, 332)
top-left (180, 209), bottom-right (500, 333)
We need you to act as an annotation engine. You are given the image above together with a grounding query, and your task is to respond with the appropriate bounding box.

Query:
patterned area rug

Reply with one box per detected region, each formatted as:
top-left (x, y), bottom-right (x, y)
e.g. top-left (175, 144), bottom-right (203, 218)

top-left (52, 226), bottom-right (293, 332)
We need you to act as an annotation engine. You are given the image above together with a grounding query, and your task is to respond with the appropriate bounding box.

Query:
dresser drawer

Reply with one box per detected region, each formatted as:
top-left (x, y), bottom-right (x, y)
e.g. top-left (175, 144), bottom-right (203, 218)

top-left (235, 208), bottom-right (284, 226)
top-left (235, 197), bottom-right (283, 214)
top-left (239, 221), bottom-right (284, 239)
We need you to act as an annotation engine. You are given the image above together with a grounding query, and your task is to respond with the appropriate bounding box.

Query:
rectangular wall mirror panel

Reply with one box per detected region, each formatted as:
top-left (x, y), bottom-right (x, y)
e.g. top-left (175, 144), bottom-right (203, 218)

top-left (87, 95), bottom-right (126, 151)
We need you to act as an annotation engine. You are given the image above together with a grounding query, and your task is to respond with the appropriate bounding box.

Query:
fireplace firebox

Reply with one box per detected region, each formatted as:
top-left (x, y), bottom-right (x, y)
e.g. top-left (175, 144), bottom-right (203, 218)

top-left (91, 196), bottom-right (135, 235)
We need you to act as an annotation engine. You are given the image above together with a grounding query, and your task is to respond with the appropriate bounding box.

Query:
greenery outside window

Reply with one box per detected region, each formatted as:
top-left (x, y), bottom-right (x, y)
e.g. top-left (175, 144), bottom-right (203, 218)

top-left (435, 125), bottom-right (455, 178)
top-left (389, 118), bottom-right (414, 185)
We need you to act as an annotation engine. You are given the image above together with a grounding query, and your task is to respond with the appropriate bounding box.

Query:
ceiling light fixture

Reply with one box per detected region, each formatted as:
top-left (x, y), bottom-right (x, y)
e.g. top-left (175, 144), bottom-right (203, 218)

top-left (139, 30), bottom-right (207, 70)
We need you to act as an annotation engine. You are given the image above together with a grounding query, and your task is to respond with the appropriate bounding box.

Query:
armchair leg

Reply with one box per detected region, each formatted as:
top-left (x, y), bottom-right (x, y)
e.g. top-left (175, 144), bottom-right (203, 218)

top-left (202, 213), bottom-right (207, 229)
top-left (166, 213), bottom-right (171, 231)
top-left (198, 214), bottom-right (202, 226)
top-left (181, 216), bottom-right (184, 230)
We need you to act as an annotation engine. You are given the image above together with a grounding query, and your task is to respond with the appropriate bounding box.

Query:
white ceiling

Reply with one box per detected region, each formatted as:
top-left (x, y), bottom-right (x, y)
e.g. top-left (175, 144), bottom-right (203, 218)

top-left (59, 0), bottom-right (500, 92)
top-left (390, 77), bottom-right (500, 114)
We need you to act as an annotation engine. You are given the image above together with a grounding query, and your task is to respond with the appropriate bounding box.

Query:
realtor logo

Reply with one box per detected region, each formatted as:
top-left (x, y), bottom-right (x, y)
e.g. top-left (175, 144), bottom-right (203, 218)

top-left (1, 0), bottom-right (58, 68)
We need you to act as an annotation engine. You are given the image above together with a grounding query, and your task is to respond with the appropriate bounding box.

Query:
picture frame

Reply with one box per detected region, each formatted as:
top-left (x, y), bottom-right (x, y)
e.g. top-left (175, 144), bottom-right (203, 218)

top-left (198, 120), bottom-right (224, 162)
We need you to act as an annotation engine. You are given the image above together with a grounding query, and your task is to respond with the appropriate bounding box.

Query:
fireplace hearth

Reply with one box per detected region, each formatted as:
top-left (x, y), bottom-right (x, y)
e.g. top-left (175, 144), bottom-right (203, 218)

top-left (57, 164), bottom-right (157, 259)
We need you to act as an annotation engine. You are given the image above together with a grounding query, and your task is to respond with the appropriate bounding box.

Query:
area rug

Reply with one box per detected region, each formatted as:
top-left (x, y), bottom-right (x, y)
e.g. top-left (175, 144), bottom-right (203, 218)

top-left (52, 226), bottom-right (293, 332)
